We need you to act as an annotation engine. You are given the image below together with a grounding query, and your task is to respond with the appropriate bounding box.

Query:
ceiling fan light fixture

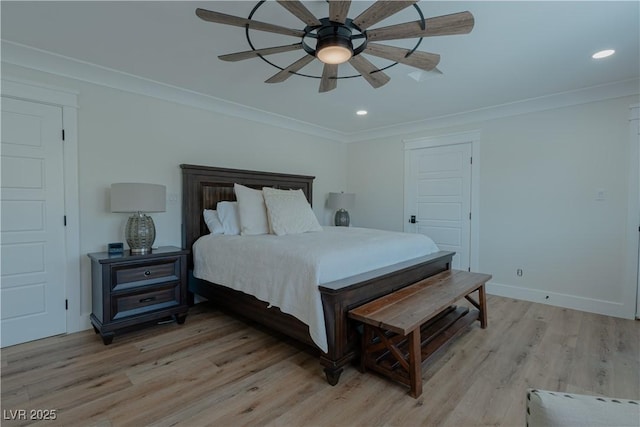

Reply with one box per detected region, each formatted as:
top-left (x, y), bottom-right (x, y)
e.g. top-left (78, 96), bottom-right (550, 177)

top-left (316, 25), bottom-right (353, 65)
top-left (317, 44), bottom-right (353, 64)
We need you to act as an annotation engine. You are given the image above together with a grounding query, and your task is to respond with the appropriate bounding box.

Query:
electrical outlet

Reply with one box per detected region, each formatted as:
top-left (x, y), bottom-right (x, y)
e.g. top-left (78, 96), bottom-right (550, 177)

top-left (167, 193), bottom-right (179, 205)
top-left (516, 268), bottom-right (523, 277)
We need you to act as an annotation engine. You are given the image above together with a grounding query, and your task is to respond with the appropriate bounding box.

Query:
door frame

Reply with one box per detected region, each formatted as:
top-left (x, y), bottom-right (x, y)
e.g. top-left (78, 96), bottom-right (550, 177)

top-left (404, 130), bottom-right (481, 271)
top-left (2, 78), bottom-right (83, 334)
top-left (628, 104), bottom-right (640, 319)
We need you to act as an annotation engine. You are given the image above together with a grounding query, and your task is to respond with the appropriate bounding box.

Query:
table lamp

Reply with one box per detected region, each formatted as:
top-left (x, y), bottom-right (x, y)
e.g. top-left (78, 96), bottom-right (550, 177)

top-left (111, 183), bottom-right (166, 254)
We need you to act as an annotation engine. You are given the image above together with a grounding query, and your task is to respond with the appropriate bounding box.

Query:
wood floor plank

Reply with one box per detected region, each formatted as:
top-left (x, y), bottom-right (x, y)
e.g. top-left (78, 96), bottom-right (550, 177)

top-left (173, 354), bottom-right (321, 426)
top-left (1, 298), bottom-right (638, 427)
top-left (124, 326), bottom-right (250, 385)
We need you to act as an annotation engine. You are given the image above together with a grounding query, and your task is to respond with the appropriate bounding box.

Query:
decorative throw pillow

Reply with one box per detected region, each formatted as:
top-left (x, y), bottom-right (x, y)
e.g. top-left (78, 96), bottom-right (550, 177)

top-left (262, 187), bottom-right (323, 236)
top-left (203, 209), bottom-right (224, 234)
top-left (234, 183), bottom-right (270, 235)
top-left (216, 201), bottom-right (241, 235)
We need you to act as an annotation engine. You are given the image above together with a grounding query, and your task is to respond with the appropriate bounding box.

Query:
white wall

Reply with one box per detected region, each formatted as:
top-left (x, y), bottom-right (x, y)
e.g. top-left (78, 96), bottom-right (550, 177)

top-left (3, 59), bottom-right (638, 328)
top-left (2, 63), bottom-right (347, 329)
top-left (348, 95), bottom-right (639, 319)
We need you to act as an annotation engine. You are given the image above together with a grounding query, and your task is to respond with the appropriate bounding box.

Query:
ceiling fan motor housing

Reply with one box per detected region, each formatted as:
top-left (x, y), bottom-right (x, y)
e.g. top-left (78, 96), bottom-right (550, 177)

top-left (317, 24), bottom-right (353, 52)
top-left (308, 18), bottom-right (369, 64)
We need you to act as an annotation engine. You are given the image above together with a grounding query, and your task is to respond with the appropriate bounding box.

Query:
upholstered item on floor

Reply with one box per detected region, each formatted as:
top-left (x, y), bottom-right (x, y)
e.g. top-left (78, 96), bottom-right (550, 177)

top-left (526, 388), bottom-right (640, 427)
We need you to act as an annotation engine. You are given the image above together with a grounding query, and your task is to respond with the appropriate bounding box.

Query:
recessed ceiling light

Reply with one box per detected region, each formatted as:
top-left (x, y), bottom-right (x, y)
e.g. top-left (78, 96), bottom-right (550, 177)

top-left (592, 49), bottom-right (615, 59)
top-left (356, 110), bottom-right (368, 116)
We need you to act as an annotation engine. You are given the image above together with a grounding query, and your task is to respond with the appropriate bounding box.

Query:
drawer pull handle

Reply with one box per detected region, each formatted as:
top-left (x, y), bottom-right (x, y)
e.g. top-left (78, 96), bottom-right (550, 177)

top-left (144, 270), bottom-right (151, 277)
top-left (139, 297), bottom-right (156, 303)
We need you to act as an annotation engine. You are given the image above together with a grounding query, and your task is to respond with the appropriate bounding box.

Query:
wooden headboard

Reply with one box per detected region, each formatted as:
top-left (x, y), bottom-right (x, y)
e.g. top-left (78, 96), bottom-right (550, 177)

top-left (180, 164), bottom-right (315, 267)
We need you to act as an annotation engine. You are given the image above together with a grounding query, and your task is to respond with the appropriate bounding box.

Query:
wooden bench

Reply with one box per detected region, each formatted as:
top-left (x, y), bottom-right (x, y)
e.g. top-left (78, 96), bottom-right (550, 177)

top-left (348, 269), bottom-right (491, 398)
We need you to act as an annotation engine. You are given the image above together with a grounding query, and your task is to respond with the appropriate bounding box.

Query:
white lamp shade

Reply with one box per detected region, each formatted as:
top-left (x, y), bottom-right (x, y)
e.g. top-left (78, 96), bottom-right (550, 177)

top-left (111, 183), bottom-right (166, 213)
top-left (328, 192), bottom-right (355, 210)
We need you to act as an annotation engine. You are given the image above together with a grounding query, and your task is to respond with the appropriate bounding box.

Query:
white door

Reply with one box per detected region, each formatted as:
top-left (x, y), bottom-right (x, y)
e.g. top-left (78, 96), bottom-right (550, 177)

top-left (1, 97), bottom-right (66, 347)
top-left (405, 143), bottom-right (472, 270)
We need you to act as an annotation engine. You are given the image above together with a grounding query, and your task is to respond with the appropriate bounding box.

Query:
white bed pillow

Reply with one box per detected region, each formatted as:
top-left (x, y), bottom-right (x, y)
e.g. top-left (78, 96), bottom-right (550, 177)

top-left (262, 187), bottom-right (322, 236)
top-left (216, 201), bottom-right (241, 235)
top-left (203, 209), bottom-right (224, 234)
top-left (234, 183), bottom-right (270, 235)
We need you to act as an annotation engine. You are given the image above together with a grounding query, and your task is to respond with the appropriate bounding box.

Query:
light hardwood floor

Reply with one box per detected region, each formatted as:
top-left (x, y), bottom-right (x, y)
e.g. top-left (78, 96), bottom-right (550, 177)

top-left (1, 296), bottom-right (638, 427)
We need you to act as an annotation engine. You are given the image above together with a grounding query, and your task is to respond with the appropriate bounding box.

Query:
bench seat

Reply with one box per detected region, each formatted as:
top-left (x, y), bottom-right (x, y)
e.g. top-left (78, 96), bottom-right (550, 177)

top-left (348, 269), bottom-right (491, 398)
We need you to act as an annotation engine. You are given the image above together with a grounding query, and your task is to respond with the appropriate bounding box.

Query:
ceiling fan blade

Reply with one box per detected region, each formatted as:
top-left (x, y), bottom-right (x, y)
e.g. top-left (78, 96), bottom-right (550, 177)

top-left (319, 63), bottom-right (338, 93)
top-left (265, 55), bottom-right (315, 84)
top-left (195, 8), bottom-right (305, 38)
top-left (364, 43), bottom-right (440, 71)
top-left (219, 43), bottom-right (303, 62)
top-left (329, 1), bottom-right (352, 24)
top-left (348, 55), bottom-right (390, 89)
top-left (276, 1), bottom-right (321, 26)
top-left (367, 11), bottom-right (475, 41)
top-left (352, 1), bottom-right (417, 30)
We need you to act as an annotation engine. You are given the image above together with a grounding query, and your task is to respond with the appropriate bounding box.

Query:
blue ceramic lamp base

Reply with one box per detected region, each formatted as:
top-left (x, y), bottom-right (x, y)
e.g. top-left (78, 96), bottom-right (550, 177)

top-left (334, 209), bottom-right (350, 227)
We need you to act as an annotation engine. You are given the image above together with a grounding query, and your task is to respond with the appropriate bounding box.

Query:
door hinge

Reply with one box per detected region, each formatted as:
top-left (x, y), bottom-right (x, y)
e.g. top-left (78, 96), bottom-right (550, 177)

top-left (62, 129), bottom-right (65, 141)
top-left (65, 299), bottom-right (68, 310)
top-left (469, 212), bottom-right (472, 220)
top-left (64, 215), bottom-right (67, 226)
top-left (470, 157), bottom-right (473, 164)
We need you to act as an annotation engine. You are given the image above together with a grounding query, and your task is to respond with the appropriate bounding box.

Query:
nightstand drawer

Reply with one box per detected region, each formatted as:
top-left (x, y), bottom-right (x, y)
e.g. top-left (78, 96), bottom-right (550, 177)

top-left (111, 283), bottom-right (180, 320)
top-left (112, 258), bottom-right (181, 291)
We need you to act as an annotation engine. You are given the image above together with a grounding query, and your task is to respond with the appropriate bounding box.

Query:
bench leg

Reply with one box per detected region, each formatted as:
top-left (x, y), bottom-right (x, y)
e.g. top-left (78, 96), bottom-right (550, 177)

top-left (359, 325), bottom-right (373, 373)
top-left (408, 329), bottom-right (422, 398)
top-left (464, 285), bottom-right (489, 329)
top-left (478, 284), bottom-right (487, 329)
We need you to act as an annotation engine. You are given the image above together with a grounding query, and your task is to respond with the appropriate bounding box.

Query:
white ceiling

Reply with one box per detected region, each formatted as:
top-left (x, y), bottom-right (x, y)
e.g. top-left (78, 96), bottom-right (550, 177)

top-left (2, 1), bottom-right (639, 137)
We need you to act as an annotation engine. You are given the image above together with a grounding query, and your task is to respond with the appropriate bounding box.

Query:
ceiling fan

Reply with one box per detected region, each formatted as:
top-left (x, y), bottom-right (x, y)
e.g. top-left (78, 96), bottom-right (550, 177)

top-left (196, 1), bottom-right (474, 93)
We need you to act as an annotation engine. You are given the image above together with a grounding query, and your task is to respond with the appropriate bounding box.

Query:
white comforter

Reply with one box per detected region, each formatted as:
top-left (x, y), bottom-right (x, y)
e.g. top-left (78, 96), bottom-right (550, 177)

top-left (193, 226), bottom-right (439, 352)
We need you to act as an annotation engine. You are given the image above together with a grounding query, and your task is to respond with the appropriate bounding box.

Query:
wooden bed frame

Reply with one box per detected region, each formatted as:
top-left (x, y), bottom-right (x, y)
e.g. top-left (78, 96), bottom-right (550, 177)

top-left (181, 164), bottom-right (454, 385)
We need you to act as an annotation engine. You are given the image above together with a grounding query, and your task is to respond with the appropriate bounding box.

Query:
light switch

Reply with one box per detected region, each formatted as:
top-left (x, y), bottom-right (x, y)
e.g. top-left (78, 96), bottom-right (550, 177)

top-left (595, 189), bottom-right (606, 201)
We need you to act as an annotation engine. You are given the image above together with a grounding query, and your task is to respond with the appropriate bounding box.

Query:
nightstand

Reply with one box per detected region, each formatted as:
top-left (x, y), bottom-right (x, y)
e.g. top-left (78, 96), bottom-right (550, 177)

top-left (88, 246), bottom-right (189, 345)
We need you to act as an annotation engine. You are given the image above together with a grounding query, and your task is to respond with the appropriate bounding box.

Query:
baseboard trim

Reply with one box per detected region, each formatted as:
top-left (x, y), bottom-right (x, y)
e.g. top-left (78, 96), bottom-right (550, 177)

top-left (69, 313), bottom-right (93, 333)
top-left (486, 282), bottom-right (635, 320)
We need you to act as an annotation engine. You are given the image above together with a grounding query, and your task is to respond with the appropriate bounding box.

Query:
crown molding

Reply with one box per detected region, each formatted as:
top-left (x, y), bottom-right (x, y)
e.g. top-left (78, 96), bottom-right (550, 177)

top-left (1, 40), bottom-right (349, 143)
top-left (2, 40), bottom-right (637, 145)
top-left (344, 77), bottom-right (640, 143)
